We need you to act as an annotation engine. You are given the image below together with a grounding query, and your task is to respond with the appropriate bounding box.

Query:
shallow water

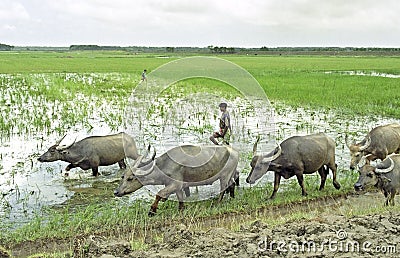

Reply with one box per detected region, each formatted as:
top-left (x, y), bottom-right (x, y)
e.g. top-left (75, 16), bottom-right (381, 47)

top-left (0, 72), bottom-right (398, 228)
top-left (324, 70), bottom-right (400, 78)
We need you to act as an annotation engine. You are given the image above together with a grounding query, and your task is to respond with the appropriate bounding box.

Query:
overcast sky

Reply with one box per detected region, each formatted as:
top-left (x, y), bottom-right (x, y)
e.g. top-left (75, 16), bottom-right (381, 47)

top-left (1, 0), bottom-right (399, 47)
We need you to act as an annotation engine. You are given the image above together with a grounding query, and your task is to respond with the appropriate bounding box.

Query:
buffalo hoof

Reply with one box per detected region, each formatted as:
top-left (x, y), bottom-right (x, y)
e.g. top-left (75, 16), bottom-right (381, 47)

top-left (148, 210), bottom-right (156, 217)
top-left (334, 182), bottom-right (341, 189)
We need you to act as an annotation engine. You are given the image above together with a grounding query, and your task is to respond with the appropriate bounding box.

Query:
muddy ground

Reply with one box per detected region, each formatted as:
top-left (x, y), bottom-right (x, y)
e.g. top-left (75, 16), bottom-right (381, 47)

top-left (17, 192), bottom-right (395, 258)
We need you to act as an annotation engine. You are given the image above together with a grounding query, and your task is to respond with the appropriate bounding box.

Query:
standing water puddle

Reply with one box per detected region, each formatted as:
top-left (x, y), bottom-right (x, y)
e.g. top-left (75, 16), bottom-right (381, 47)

top-left (324, 70), bottom-right (400, 78)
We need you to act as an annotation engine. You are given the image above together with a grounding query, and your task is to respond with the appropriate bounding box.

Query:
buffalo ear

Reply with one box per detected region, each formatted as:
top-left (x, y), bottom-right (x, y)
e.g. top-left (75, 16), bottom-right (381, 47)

top-left (379, 175), bottom-right (392, 183)
top-left (270, 162), bottom-right (281, 169)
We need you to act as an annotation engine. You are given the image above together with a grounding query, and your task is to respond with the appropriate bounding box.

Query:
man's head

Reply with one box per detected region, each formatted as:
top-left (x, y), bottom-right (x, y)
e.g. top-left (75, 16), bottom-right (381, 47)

top-left (219, 102), bottom-right (227, 112)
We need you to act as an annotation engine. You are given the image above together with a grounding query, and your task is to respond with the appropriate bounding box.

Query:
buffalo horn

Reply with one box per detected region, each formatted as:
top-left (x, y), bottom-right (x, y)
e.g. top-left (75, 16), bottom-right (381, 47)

top-left (134, 159), bottom-right (156, 177)
top-left (252, 135), bottom-right (261, 156)
top-left (359, 136), bottom-right (371, 151)
top-left (357, 154), bottom-right (373, 169)
top-left (261, 144), bottom-right (282, 163)
top-left (56, 136), bottom-right (77, 150)
top-left (375, 157), bottom-right (395, 174)
top-left (138, 148), bottom-right (157, 168)
top-left (55, 134), bottom-right (67, 146)
top-left (133, 155), bottom-right (145, 168)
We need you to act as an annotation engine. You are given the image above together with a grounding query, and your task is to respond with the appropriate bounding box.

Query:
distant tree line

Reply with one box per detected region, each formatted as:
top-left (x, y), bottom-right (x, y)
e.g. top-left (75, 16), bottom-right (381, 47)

top-left (0, 43), bottom-right (14, 51)
top-left (258, 46), bottom-right (400, 52)
top-left (2, 43), bottom-right (400, 55)
top-left (208, 45), bottom-right (236, 54)
top-left (69, 45), bottom-right (125, 51)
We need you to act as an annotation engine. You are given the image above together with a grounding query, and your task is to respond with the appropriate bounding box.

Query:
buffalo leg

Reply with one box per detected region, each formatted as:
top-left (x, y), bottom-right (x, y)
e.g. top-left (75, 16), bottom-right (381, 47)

top-left (118, 159), bottom-right (127, 169)
top-left (176, 190), bottom-right (185, 211)
top-left (386, 191), bottom-right (396, 206)
top-left (64, 164), bottom-right (77, 176)
top-left (234, 169), bottom-right (240, 186)
top-left (218, 187), bottom-right (226, 202)
top-left (295, 173), bottom-right (307, 196)
top-left (92, 167), bottom-right (99, 177)
top-left (270, 173), bottom-right (281, 199)
top-left (390, 192), bottom-right (396, 206)
top-left (318, 166), bottom-right (328, 190)
top-left (149, 195), bottom-right (162, 216)
top-left (183, 187), bottom-right (191, 197)
top-left (329, 163), bottom-right (341, 189)
top-left (384, 190), bottom-right (389, 206)
top-left (218, 175), bottom-right (233, 202)
top-left (149, 183), bottom-right (181, 216)
top-left (228, 179), bottom-right (236, 198)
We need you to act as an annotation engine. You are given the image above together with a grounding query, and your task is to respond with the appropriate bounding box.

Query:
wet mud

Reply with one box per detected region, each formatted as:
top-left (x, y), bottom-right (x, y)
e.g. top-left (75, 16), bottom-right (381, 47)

top-left (78, 193), bottom-right (399, 258)
top-left (8, 192), bottom-right (398, 257)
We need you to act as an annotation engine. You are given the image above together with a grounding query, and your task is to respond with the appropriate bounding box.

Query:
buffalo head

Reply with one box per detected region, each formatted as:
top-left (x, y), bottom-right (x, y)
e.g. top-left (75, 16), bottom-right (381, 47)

top-left (346, 135), bottom-right (371, 170)
top-left (114, 152), bottom-right (156, 197)
top-left (38, 135), bottom-right (76, 162)
top-left (246, 137), bottom-right (281, 184)
top-left (354, 156), bottom-right (394, 191)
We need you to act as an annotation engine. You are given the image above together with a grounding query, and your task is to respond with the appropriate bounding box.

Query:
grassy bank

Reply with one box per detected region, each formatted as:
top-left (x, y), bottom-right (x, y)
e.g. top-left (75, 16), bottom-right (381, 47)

top-left (1, 172), bottom-right (357, 246)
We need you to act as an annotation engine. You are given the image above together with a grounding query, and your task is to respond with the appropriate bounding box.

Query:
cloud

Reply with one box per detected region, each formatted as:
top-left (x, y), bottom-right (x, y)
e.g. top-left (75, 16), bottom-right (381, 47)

top-left (0, 1), bottom-right (30, 21)
top-left (1, 0), bottom-right (399, 46)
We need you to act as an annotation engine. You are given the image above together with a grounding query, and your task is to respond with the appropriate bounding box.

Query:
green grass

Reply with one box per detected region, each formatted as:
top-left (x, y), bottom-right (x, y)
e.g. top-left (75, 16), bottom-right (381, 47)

top-left (226, 55), bottom-right (400, 117)
top-left (0, 169), bottom-right (358, 246)
top-left (0, 51), bottom-right (173, 74)
top-left (2, 52), bottom-right (399, 117)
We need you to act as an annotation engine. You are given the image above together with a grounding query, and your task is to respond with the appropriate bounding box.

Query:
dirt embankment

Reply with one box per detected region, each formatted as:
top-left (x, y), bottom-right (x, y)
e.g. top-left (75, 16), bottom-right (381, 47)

top-left (67, 193), bottom-right (399, 258)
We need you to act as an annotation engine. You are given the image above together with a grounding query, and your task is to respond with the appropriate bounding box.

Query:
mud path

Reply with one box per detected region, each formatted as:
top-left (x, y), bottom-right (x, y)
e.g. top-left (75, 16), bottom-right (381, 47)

top-left (8, 192), bottom-right (400, 257)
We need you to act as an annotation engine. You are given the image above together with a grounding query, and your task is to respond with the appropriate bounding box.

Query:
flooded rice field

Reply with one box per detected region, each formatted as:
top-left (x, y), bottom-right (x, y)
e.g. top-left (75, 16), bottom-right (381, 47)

top-left (0, 71), bottom-right (398, 228)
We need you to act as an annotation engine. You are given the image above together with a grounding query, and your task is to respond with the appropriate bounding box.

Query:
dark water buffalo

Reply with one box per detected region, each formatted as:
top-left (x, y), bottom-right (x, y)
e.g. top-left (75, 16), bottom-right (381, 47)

top-left (115, 145), bottom-right (239, 216)
top-left (246, 133), bottom-right (341, 199)
top-left (354, 154), bottom-right (400, 206)
top-left (347, 123), bottom-right (400, 169)
top-left (38, 132), bottom-right (139, 176)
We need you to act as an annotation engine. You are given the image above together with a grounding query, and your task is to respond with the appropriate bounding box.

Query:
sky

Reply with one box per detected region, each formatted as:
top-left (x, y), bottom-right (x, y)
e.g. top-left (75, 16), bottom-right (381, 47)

top-left (1, 0), bottom-right (399, 47)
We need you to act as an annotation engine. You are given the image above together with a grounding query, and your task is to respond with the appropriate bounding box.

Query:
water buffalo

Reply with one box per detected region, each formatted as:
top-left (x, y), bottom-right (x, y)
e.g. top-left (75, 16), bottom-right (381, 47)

top-left (38, 132), bottom-right (139, 176)
top-left (115, 145), bottom-right (239, 216)
top-left (346, 123), bottom-right (400, 169)
top-left (246, 133), bottom-right (341, 199)
top-left (354, 154), bottom-right (400, 206)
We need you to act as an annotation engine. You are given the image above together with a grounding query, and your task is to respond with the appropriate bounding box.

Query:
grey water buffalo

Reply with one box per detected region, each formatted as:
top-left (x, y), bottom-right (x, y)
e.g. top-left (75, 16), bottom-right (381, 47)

top-left (354, 154), bottom-right (400, 206)
top-left (246, 133), bottom-right (341, 199)
top-left (115, 145), bottom-right (239, 216)
top-left (347, 123), bottom-right (400, 169)
top-left (38, 132), bottom-right (139, 176)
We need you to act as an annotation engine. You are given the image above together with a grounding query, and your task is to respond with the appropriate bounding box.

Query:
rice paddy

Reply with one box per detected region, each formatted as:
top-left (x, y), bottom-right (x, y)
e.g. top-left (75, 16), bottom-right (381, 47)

top-left (0, 51), bottom-right (399, 248)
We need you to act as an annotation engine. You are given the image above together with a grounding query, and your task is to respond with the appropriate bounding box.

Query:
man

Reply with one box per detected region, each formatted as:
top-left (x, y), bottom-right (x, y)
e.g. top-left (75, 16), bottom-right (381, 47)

top-left (140, 69), bottom-right (147, 84)
top-left (210, 102), bottom-right (231, 145)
